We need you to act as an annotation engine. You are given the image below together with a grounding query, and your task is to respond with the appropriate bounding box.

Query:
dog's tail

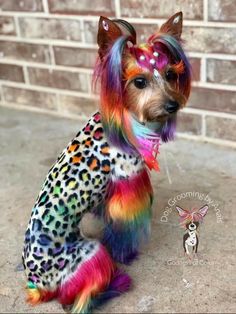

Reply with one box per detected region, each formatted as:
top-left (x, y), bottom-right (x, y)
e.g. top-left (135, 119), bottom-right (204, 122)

top-left (72, 269), bottom-right (131, 313)
top-left (26, 281), bottom-right (58, 305)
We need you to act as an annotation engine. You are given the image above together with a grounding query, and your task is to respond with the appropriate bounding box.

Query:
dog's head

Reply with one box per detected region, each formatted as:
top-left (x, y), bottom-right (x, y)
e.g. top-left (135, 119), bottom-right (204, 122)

top-left (94, 13), bottom-right (191, 164)
top-left (176, 205), bottom-right (209, 228)
top-left (186, 221), bottom-right (199, 231)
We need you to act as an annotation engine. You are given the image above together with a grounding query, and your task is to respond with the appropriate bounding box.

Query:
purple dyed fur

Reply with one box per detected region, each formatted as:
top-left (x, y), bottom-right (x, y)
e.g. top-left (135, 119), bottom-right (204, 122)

top-left (109, 269), bottom-right (132, 292)
top-left (122, 250), bottom-right (139, 265)
top-left (161, 116), bottom-right (176, 142)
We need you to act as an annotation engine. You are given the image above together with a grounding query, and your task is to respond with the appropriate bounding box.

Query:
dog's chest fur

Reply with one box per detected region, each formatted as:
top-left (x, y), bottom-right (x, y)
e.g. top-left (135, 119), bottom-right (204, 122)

top-left (23, 112), bottom-right (144, 288)
top-left (185, 231), bottom-right (197, 246)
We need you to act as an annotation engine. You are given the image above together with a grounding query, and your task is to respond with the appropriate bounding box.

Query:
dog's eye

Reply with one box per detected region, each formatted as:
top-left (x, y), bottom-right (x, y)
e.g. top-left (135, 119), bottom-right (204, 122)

top-left (165, 70), bottom-right (178, 81)
top-left (133, 77), bottom-right (148, 89)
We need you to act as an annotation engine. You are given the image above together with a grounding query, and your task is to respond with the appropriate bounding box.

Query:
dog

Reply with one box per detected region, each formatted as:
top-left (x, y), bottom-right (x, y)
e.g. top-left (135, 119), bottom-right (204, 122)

top-left (183, 221), bottom-right (199, 255)
top-left (22, 12), bottom-right (191, 313)
top-left (176, 205), bottom-right (209, 256)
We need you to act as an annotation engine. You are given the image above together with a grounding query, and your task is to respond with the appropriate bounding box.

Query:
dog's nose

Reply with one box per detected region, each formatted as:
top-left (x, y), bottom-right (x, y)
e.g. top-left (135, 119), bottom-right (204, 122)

top-left (164, 101), bottom-right (179, 113)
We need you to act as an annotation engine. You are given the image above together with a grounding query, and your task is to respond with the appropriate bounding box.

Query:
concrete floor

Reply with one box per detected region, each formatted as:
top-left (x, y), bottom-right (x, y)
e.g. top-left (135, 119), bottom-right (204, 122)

top-left (0, 106), bottom-right (235, 313)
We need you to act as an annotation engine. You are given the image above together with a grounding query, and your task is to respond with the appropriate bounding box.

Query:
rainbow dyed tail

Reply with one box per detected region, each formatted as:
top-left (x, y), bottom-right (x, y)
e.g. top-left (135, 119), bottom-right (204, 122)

top-left (26, 281), bottom-right (57, 305)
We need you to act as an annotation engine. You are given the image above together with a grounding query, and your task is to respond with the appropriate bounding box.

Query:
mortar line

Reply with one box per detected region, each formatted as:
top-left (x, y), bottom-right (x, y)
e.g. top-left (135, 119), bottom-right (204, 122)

top-left (87, 73), bottom-right (92, 94)
top-left (200, 57), bottom-right (207, 82)
top-left (0, 36), bottom-right (97, 48)
top-left (14, 16), bottom-right (21, 37)
top-left (114, 0), bottom-right (121, 18)
top-left (188, 52), bottom-right (236, 61)
top-left (176, 132), bottom-right (236, 148)
top-left (1, 11), bottom-right (236, 27)
top-left (0, 59), bottom-right (93, 74)
top-left (55, 93), bottom-right (60, 112)
top-left (202, 113), bottom-right (206, 137)
top-left (49, 45), bottom-right (55, 65)
top-left (0, 80), bottom-right (99, 98)
top-left (118, 18), bottom-right (236, 28)
top-left (0, 83), bottom-right (5, 104)
top-left (192, 81), bottom-right (236, 92)
top-left (80, 20), bottom-right (86, 43)
top-left (0, 101), bottom-right (85, 121)
top-left (22, 65), bottom-right (30, 84)
top-left (42, 0), bottom-right (49, 13)
top-left (182, 108), bottom-right (236, 120)
top-left (203, 0), bottom-right (208, 22)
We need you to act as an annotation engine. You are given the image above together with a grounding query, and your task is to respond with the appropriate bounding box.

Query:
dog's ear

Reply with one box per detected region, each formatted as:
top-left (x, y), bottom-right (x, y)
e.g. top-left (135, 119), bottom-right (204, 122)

top-left (97, 16), bottom-right (122, 59)
top-left (159, 11), bottom-right (183, 40)
top-left (198, 204), bottom-right (209, 218)
top-left (176, 205), bottom-right (188, 217)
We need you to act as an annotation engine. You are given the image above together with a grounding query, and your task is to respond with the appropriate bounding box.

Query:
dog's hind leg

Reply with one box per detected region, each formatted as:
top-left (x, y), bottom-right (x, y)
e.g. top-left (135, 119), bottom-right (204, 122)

top-left (183, 234), bottom-right (189, 255)
top-left (58, 240), bottom-right (131, 313)
top-left (183, 238), bottom-right (186, 253)
top-left (195, 236), bottom-right (199, 253)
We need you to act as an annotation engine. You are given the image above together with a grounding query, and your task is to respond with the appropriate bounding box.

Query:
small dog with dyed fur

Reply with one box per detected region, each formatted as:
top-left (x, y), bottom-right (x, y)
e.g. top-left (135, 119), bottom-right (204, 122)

top-left (23, 12), bottom-right (191, 313)
top-left (176, 205), bottom-right (209, 256)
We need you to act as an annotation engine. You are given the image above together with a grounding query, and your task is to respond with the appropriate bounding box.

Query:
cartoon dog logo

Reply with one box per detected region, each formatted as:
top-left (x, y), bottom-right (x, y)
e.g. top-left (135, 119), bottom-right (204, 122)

top-left (176, 205), bottom-right (208, 256)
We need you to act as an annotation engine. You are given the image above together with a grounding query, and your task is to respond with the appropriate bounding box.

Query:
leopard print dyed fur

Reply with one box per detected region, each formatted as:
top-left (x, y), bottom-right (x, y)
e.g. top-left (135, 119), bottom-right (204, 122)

top-left (22, 112), bottom-right (144, 291)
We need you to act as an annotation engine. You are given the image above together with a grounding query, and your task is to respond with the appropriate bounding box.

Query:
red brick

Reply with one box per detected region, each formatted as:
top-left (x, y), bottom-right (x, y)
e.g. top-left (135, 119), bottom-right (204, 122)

top-left (190, 58), bottom-right (201, 82)
top-left (2, 86), bottom-right (57, 110)
top-left (0, 0), bottom-right (43, 12)
top-left (48, 0), bottom-right (115, 15)
top-left (84, 21), bottom-right (98, 44)
top-left (28, 67), bottom-right (89, 92)
top-left (120, 0), bottom-right (203, 20)
top-left (0, 41), bottom-right (51, 63)
top-left (208, 0), bottom-right (236, 22)
top-left (54, 47), bottom-right (97, 68)
top-left (207, 59), bottom-right (236, 85)
top-left (189, 87), bottom-right (236, 114)
top-left (177, 111), bottom-right (202, 135)
top-left (19, 17), bottom-right (81, 41)
top-left (59, 95), bottom-right (98, 116)
top-left (206, 116), bottom-right (236, 142)
top-left (0, 16), bottom-right (16, 35)
top-left (0, 64), bottom-right (24, 82)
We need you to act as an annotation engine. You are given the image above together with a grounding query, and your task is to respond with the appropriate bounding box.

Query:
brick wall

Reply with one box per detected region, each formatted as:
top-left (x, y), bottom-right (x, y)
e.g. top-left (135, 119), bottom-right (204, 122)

top-left (0, 0), bottom-right (235, 146)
